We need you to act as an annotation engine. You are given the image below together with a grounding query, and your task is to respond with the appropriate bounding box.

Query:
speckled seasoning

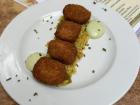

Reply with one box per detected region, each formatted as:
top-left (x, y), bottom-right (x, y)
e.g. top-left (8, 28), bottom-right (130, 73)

top-left (39, 53), bottom-right (42, 56)
top-left (33, 92), bottom-right (38, 96)
top-left (27, 77), bottom-right (29, 80)
top-left (51, 22), bottom-right (54, 24)
top-left (29, 99), bottom-right (31, 102)
top-left (109, 38), bottom-right (111, 40)
top-left (88, 47), bottom-right (91, 50)
top-left (49, 28), bottom-right (52, 31)
top-left (83, 54), bottom-right (86, 57)
top-left (102, 48), bottom-right (107, 52)
top-left (98, 29), bottom-right (101, 31)
top-left (17, 80), bottom-right (21, 82)
top-left (93, 1), bottom-right (96, 5)
top-left (92, 70), bottom-right (95, 73)
top-left (33, 29), bottom-right (38, 34)
top-left (6, 77), bottom-right (12, 81)
top-left (76, 64), bottom-right (79, 67)
top-left (15, 74), bottom-right (18, 77)
top-left (103, 8), bottom-right (107, 12)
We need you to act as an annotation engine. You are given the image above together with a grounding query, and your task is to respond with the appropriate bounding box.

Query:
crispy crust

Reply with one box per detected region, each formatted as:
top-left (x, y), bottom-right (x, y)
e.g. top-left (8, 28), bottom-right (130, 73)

top-left (48, 39), bottom-right (77, 65)
top-left (63, 4), bottom-right (91, 24)
top-left (33, 57), bottom-right (69, 85)
top-left (55, 21), bottom-right (81, 43)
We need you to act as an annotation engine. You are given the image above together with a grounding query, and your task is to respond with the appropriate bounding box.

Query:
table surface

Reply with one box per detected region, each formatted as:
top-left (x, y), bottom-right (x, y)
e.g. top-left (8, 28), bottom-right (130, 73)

top-left (0, 0), bottom-right (140, 105)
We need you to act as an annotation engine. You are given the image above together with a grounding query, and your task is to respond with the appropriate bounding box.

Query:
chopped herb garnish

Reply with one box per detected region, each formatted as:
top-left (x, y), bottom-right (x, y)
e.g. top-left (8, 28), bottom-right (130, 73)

top-left (50, 16), bottom-right (53, 19)
top-left (102, 48), bottom-right (107, 52)
top-left (97, 21), bottom-right (101, 23)
top-left (46, 20), bottom-right (49, 22)
top-left (88, 47), bottom-right (91, 50)
top-left (27, 77), bottom-right (29, 80)
top-left (103, 8), bottom-right (107, 12)
top-left (93, 1), bottom-right (96, 4)
top-left (98, 29), bottom-right (101, 31)
top-left (33, 92), bottom-right (38, 96)
top-left (39, 53), bottom-right (42, 56)
top-left (29, 99), bottom-right (31, 102)
top-left (51, 22), bottom-right (54, 24)
top-left (92, 70), bottom-right (95, 73)
top-left (83, 54), bottom-right (86, 57)
top-left (34, 29), bottom-right (38, 34)
top-left (15, 74), bottom-right (18, 77)
top-left (49, 28), bottom-right (52, 31)
top-left (109, 38), bottom-right (111, 40)
top-left (17, 80), bottom-right (21, 82)
top-left (6, 78), bottom-right (12, 81)
top-left (76, 64), bottom-right (79, 67)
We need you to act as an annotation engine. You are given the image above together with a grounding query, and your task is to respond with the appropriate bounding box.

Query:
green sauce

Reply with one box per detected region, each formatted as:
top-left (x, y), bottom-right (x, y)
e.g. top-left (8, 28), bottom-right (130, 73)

top-left (25, 52), bottom-right (45, 71)
top-left (87, 20), bottom-right (105, 39)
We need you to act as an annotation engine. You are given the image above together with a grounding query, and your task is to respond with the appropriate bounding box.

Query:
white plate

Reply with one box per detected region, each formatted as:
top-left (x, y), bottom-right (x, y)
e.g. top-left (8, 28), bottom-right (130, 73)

top-left (0, 0), bottom-right (140, 105)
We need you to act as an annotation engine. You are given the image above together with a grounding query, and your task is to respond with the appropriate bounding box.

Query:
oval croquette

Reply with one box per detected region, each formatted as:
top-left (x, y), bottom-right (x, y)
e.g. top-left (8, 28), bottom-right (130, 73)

top-left (55, 21), bottom-right (81, 43)
top-left (33, 57), bottom-right (69, 86)
top-left (63, 4), bottom-right (91, 24)
top-left (48, 39), bottom-right (77, 65)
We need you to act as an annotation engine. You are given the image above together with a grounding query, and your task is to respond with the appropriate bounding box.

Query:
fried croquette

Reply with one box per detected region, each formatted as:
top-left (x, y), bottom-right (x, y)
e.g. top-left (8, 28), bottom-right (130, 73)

top-left (48, 39), bottom-right (77, 65)
top-left (63, 4), bottom-right (91, 24)
top-left (33, 57), bottom-right (69, 86)
top-left (55, 21), bottom-right (81, 42)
